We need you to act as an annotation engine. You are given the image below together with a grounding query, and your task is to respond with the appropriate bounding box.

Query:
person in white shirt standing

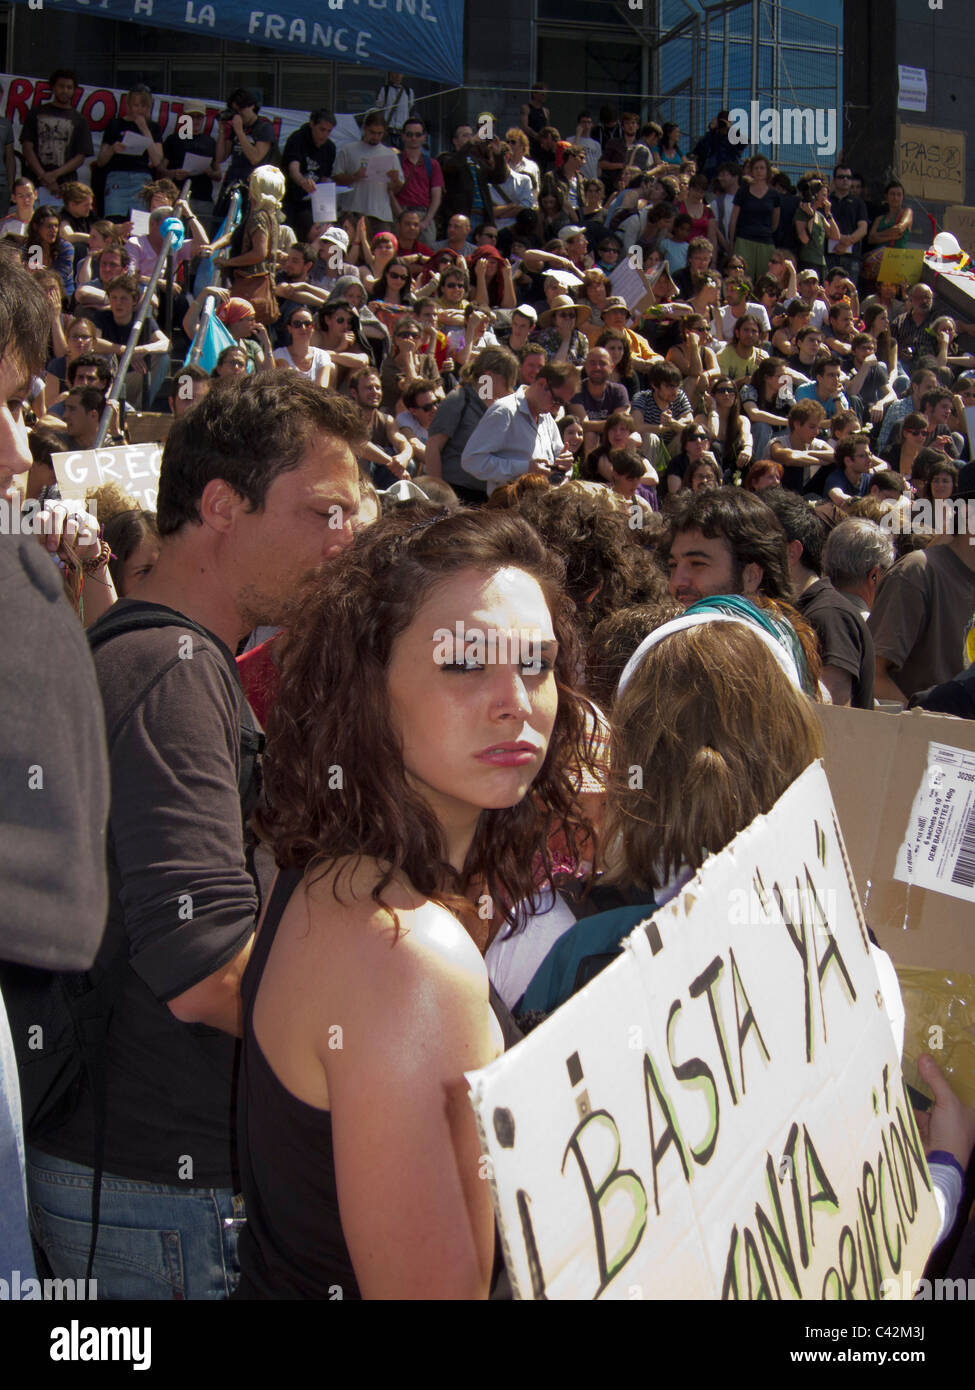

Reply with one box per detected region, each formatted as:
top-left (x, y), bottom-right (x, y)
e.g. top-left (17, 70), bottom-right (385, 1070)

top-left (574, 113), bottom-right (603, 181)
top-left (374, 73), bottom-right (415, 149)
top-left (332, 112), bottom-right (404, 236)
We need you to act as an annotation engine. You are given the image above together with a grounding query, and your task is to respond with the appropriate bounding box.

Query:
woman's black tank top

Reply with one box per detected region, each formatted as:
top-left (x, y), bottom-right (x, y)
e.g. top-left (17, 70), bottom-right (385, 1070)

top-left (235, 866), bottom-right (522, 1299)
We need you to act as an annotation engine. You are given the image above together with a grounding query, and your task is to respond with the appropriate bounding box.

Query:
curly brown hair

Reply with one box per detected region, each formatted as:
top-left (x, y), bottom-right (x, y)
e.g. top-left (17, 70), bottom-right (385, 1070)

top-left (255, 505), bottom-right (598, 931)
top-left (517, 481), bottom-right (647, 630)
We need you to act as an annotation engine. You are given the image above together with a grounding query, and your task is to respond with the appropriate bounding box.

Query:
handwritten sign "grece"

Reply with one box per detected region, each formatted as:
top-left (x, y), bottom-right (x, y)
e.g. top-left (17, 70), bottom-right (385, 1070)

top-left (468, 762), bottom-right (939, 1300)
top-left (53, 445), bottom-right (163, 514)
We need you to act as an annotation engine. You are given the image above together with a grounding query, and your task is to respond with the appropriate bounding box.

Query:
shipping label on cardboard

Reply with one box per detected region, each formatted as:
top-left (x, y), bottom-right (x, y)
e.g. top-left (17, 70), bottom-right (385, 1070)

top-left (893, 741), bottom-right (975, 904)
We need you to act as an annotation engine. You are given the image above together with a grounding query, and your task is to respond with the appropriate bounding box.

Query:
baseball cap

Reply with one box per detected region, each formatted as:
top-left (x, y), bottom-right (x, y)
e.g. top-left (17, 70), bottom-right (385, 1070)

top-left (182, 102), bottom-right (207, 117)
top-left (561, 225), bottom-right (587, 239)
top-left (602, 296), bottom-right (629, 313)
top-left (797, 269), bottom-right (820, 283)
top-left (319, 227), bottom-right (350, 252)
top-left (512, 304), bottom-right (538, 323)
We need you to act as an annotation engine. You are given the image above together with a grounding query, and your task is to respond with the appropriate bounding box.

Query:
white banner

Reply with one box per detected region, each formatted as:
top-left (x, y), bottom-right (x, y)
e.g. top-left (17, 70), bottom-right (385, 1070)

top-left (0, 71), bottom-right (363, 191)
top-left (468, 762), bottom-right (939, 1300)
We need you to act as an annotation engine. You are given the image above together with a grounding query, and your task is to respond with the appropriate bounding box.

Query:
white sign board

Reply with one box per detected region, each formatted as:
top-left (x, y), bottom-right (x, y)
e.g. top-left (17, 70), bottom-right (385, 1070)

top-left (468, 762), bottom-right (939, 1300)
top-left (52, 445), bottom-right (164, 514)
top-left (898, 66), bottom-right (928, 113)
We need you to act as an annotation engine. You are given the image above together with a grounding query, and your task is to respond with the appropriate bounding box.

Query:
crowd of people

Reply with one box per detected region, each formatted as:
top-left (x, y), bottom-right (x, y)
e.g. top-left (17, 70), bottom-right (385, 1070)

top-left (3, 67), bottom-right (975, 1303)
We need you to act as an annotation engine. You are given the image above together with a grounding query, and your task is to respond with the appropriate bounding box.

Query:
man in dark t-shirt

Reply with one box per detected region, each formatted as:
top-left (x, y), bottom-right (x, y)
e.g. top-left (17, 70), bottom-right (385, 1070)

top-left (162, 103), bottom-right (218, 218)
top-left (21, 70), bottom-right (93, 206)
top-left (569, 346), bottom-right (629, 451)
top-left (282, 110), bottom-right (336, 241)
top-left (215, 89), bottom-right (275, 217)
top-left (28, 375), bottom-right (363, 1301)
top-left (762, 486), bottom-right (874, 707)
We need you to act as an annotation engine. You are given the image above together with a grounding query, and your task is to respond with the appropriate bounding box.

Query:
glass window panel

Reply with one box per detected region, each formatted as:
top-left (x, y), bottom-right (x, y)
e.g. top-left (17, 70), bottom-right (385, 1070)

top-left (335, 65), bottom-right (386, 122)
top-left (277, 65), bottom-right (334, 113)
top-left (224, 68), bottom-right (277, 109)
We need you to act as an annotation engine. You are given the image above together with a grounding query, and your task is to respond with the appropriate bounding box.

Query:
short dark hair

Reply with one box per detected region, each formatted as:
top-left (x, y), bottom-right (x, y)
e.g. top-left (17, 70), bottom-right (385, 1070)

top-left (168, 363), bottom-right (209, 396)
top-left (362, 109), bottom-right (386, 130)
top-left (309, 108), bottom-right (336, 126)
top-left (666, 487), bottom-right (793, 602)
top-left (106, 273), bottom-right (139, 298)
top-left (156, 374), bottom-right (365, 536)
top-left (49, 68), bottom-right (78, 87)
top-left (403, 377), bottom-right (440, 410)
top-left (607, 447), bottom-right (644, 480)
top-left (228, 87), bottom-right (259, 111)
top-left (402, 116), bottom-right (426, 133)
top-left (67, 352), bottom-right (112, 387)
top-left (649, 361), bottom-right (681, 389)
top-left (67, 385), bottom-right (106, 415)
top-left (813, 356), bottom-right (842, 378)
top-left (921, 387), bottom-right (953, 413)
top-left (761, 486), bottom-right (825, 576)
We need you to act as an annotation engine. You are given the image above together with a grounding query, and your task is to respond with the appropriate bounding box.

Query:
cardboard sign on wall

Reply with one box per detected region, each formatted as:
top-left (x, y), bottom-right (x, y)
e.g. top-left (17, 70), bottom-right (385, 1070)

top-left (897, 124), bottom-right (966, 204)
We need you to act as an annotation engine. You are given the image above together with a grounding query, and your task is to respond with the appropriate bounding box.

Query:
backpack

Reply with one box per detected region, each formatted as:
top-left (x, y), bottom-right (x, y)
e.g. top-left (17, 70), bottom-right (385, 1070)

top-left (0, 605), bottom-right (263, 1272)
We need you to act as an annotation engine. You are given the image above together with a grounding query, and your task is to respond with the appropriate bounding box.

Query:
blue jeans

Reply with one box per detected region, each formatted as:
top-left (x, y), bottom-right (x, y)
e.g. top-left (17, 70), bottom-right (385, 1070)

top-left (27, 1149), bottom-right (244, 1300)
top-left (103, 170), bottom-right (150, 219)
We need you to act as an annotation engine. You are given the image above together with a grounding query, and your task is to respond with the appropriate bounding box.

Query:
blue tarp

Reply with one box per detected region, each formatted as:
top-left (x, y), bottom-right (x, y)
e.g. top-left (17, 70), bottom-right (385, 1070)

top-left (20, 0), bottom-right (464, 85)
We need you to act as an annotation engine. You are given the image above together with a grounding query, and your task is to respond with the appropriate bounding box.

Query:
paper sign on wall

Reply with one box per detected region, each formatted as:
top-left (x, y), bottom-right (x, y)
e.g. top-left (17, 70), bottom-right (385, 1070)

top-left (897, 66), bottom-right (927, 113)
top-left (467, 762), bottom-right (939, 1300)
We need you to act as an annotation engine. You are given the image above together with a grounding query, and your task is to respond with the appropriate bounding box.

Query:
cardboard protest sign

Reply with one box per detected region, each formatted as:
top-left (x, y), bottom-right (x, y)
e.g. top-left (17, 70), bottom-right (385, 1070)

top-left (53, 445), bottom-right (163, 514)
top-left (943, 206), bottom-right (975, 258)
top-left (815, 705), bottom-right (975, 975)
top-left (468, 762), bottom-right (938, 1299)
top-left (877, 248), bottom-right (925, 285)
top-left (897, 124), bottom-right (966, 204)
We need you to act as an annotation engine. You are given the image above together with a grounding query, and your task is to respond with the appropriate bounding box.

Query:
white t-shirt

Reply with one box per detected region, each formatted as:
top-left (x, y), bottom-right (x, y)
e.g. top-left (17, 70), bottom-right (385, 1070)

top-left (490, 169), bottom-right (536, 230)
top-left (509, 155), bottom-right (540, 194)
top-left (717, 302), bottom-right (772, 342)
top-left (576, 134), bottom-right (602, 180)
top-left (333, 139), bottom-right (401, 220)
top-left (273, 345), bottom-right (329, 381)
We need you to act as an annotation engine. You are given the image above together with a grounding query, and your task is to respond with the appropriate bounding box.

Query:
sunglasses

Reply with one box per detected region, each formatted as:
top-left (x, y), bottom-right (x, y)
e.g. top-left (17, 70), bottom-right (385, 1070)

top-left (414, 400), bottom-right (436, 411)
top-left (688, 434), bottom-right (708, 442)
top-left (397, 331), bottom-right (419, 341)
top-left (331, 315), bottom-right (351, 324)
top-left (714, 386), bottom-right (736, 394)
top-left (387, 270), bottom-right (408, 280)
top-left (292, 319), bottom-right (314, 327)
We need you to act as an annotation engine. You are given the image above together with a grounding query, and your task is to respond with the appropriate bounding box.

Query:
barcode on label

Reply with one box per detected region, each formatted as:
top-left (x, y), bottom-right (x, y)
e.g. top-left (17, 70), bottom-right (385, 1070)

top-left (950, 802), bottom-right (975, 888)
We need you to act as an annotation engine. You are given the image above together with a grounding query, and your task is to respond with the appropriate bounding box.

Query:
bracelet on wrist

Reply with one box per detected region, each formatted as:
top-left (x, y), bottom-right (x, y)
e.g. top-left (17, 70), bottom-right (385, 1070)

top-left (81, 540), bottom-right (114, 574)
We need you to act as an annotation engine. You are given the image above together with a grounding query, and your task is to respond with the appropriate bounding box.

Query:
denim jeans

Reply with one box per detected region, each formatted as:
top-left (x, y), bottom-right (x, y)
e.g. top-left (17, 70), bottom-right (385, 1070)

top-left (27, 1149), bottom-right (244, 1300)
top-left (103, 170), bottom-right (151, 219)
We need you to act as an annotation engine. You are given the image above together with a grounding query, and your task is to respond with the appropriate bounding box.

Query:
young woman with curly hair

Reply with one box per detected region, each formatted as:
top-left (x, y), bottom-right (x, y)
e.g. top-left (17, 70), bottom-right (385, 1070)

top-left (237, 506), bottom-right (597, 1300)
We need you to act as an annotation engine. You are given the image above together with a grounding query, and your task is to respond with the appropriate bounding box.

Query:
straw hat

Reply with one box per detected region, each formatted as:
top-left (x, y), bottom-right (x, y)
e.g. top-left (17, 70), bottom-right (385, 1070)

top-left (539, 295), bottom-right (591, 328)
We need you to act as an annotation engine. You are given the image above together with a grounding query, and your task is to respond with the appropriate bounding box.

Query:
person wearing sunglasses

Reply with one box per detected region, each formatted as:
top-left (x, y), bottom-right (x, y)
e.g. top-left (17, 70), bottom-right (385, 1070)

top-left (367, 257), bottom-right (416, 335)
top-left (395, 377), bottom-right (442, 468)
top-left (664, 422), bottom-right (720, 495)
top-left (313, 299), bottom-right (373, 391)
top-left (273, 312), bottom-right (330, 387)
top-left (379, 315), bottom-right (439, 412)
